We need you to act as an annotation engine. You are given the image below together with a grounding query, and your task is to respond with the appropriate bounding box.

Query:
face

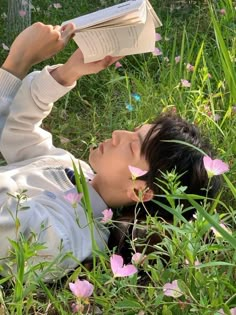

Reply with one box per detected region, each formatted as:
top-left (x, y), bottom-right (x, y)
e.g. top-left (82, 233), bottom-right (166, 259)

top-left (89, 124), bottom-right (152, 190)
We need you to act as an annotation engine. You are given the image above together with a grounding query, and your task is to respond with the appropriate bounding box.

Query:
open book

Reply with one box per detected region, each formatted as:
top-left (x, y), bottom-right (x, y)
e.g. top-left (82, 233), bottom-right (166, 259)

top-left (62, 0), bottom-right (162, 63)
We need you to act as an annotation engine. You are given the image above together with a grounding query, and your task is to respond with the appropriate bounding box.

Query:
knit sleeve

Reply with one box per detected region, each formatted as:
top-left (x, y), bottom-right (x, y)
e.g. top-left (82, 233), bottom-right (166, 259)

top-left (0, 68), bottom-right (22, 141)
top-left (0, 65), bottom-right (76, 163)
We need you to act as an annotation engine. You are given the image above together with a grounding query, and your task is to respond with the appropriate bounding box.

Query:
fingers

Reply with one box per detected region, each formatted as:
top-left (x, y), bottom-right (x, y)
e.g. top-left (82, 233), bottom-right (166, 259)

top-left (60, 23), bottom-right (76, 43)
top-left (99, 55), bottom-right (124, 69)
top-left (101, 56), bottom-right (113, 68)
top-left (53, 25), bottom-right (61, 32)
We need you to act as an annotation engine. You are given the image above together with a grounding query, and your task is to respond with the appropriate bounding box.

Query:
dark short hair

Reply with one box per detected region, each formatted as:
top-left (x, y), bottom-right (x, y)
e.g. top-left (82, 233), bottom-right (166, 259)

top-left (136, 113), bottom-right (221, 219)
top-left (108, 114), bottom-right (222, 258)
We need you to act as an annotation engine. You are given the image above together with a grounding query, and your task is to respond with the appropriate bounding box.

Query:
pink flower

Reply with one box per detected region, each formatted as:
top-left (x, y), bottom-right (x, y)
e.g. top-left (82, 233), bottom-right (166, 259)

top-left (71, 303), bottom-right (83, 313)
top-left (110, 254), bottom-right (137, 277)
top-left (69, 279), bottom-right (94, 299)
top-left (128, 165), bottom-right (148, 180)
top-left (181, 79), bottom-right (191, 87)
top-left (132, 252), bottom-right (147, 265)
top-left (186, 63), bottom-right (194, 72)
top-left (53, 3), bottom-right (62, 9)
top-left (101, 208), bottom-right (113, 223)
top-left (185, 259), bottom-right (201, 266)
top-left (115, 61), bottom-right (122, 69)
top-left (64, 192), bottom-right (83, 207)
top-left (155, 33), bottom-right (162, 41)
top-left (219, 8), bottom-right (226, 15)
top-left (152, 47), bottom-right (162, 56)
top-left (19, 10), bottom-right (26, 17)
top-left (217, 308), bottom-right (236, 315)
top-left (175, 56), bottom-right (181, 63)
top-left (203, 156), bottom-right (229, 178)
top-left (163, 280), bottom-right (183, 298)
top-left (211, 222), bottom-right (232, 238)
top-left (213, 113), bottom-right (221, 122)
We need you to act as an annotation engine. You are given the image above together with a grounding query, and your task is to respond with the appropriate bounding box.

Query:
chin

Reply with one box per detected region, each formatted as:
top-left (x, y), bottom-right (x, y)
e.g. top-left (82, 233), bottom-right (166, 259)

top-left (88, 154), bottom-right (97, 172)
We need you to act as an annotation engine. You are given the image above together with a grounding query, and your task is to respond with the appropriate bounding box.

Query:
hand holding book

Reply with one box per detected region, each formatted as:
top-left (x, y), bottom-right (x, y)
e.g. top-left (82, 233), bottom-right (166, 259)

top-left (62, 0), bottom-right (162, 63)
top-left (50, 48), bottom-right (123, 85)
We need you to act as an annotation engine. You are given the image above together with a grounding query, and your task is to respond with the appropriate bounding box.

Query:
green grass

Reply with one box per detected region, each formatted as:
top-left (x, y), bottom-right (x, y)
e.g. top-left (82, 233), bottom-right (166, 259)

top-left (0, 0), bottom-right (235, 314)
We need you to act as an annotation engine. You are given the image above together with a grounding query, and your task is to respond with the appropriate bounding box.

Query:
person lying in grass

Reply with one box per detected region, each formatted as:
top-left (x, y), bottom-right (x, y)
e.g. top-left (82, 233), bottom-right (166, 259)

top-left (0, 22), bottom-right (220, 280)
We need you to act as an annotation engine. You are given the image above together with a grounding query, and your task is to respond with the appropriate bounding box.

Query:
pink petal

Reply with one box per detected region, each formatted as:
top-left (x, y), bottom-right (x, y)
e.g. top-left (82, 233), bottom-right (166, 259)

top-left (115, 61), bottom-right (122, 69)
top-left (128, 165), bottom-right (148, 179)
top-left (155, 33), bottom-right (162, 41)
top-left (69, 282), bottom-right (78, 296)
top-left (230, 307), bottom-right (236, 315)
top-left (163, 280), bottom-right (183, 298)
top-left (175, 56), bottom-right (181, 63)
top-left (219, 8), bottom-right (226, 15)
top-left (115, 264), bottom-right (137, 277)
top-left (152, 47), bottom-right (162, 56)
top-left (132, 252), bottom-right (146, 264)
top-left (110, 254), bottom-right (123, 275)
top-left (203, 156), bottom-right (229, 176)
top-left (211, 159), bottom-right (229, 175)
top-left (101, 208), bottom-right (113, 223)
top-left (203, 156), bottom-right (212, 170)
top-left (110, 254), bottom-right (138, 277)
top-left (64, 192), bottom-right (82, 205)
top-left (181, 79), bottom-right (191, 87)
top-left (69, 279), bottom-right (94, 298)
top-left (186, 63), bottom-right (194, 72)
top-left (19, 10), bottom-right (26, 17)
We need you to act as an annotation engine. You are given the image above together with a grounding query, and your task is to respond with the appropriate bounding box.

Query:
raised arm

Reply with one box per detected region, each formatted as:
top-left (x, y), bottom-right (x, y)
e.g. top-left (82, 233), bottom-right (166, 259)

top-left (1, 22), bottom-right (75, 80)
top-left (0, 22), bottom-right (75, 140)
top-left (0, 48), bottom-right (122, 163)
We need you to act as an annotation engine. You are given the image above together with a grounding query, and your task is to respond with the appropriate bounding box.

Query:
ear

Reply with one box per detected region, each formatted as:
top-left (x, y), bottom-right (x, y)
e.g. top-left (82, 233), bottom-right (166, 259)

top-left (126, 180), bottom-right (154, 203)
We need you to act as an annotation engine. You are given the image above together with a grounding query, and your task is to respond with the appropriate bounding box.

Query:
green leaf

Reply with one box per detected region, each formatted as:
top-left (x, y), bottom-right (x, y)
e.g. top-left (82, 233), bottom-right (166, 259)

top-left (162, 305), bottom-right (173, 315)
top-left (115, 299), bottom-right (141, 309)
top-left (189, 261), bottom-right (235, 268)
top-left (185, 194), bottom-right (236, 249)
top-left (223, 174), bottom-right (236, 199)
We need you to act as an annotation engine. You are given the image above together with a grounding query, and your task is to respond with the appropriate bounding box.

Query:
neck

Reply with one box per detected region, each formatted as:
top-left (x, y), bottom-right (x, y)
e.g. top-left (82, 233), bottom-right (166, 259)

top-left (91, 175), bottom-right (130, 208)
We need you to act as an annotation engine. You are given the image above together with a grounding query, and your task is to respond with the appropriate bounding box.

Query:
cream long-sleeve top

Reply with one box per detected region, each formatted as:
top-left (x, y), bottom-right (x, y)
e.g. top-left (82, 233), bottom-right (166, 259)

top-left (0, 66), bottom-right (109, 280)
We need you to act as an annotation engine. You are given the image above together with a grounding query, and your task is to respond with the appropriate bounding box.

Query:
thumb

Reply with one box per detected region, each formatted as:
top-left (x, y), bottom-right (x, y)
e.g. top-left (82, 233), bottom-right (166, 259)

top-left (101, 55), bottom-right (124, 68)
top-left (61, 23), bottom-right (76, 44)
top-left (100, 56), bottom-right (113, 69)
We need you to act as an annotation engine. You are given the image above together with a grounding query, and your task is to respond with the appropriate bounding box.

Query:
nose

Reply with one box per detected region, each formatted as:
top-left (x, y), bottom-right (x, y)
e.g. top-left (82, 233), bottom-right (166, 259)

top-left (111, 130), bottom-right (135, 146)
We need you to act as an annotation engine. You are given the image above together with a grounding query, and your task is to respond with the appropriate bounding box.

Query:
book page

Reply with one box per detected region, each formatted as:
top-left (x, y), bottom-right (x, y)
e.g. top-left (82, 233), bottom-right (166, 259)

top-left (84, 7), bottom-right (146, 29)
top-left (146, 0), bottom-right (162, 27)
top-left (73, 10), bottom-right (156, 63)
top-left (63, 0), bottom-right (144, 30)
